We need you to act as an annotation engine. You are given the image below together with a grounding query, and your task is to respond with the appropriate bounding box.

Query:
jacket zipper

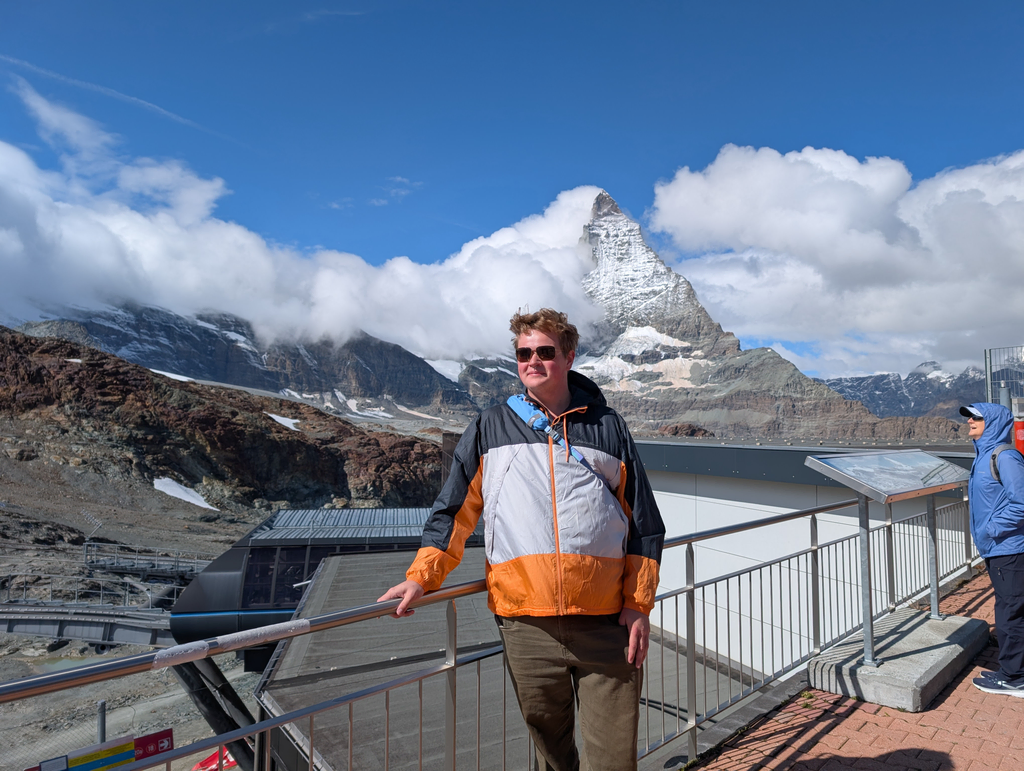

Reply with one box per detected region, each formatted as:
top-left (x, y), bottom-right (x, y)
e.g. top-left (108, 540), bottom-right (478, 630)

top-left (547, 434), bottom-right (565, 614)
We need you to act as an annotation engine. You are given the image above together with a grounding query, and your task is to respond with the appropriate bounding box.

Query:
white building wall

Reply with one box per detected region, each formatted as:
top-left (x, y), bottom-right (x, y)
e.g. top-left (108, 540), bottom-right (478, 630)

top-left (649, 470), bottom-right (961, 594)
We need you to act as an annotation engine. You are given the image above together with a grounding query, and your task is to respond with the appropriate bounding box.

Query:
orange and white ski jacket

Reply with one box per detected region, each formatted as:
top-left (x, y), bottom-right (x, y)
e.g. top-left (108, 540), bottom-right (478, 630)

top-left (406, 371), bottom-right (665, 617)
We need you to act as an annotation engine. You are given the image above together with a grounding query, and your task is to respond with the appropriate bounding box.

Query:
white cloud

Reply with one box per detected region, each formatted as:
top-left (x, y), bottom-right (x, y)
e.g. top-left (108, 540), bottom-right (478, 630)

top-left (650, 144), bottom-right (1024, 376)
top-left (0, 84), bottom-right (603, 359)
top-left (382, 176), bottom-right (422, 201)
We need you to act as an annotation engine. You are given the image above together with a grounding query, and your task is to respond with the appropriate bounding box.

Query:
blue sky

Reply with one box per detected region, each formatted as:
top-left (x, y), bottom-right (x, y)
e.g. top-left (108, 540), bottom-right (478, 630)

top-left (2, 1), bottom-right (1024, 376)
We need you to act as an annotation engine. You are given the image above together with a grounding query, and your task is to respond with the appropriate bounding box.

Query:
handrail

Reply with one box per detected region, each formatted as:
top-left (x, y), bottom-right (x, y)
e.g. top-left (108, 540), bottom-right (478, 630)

top-left (663, 497), bottom-right (858, 548)
top-left (0, 494), bottom-right (862, 705)
top-left (0, 578), bottom-right (485, 704)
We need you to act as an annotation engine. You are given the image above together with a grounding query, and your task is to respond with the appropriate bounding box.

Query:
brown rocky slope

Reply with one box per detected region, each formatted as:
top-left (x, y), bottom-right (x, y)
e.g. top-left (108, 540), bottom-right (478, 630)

top-left (0, 327), bottom-right (442, 515)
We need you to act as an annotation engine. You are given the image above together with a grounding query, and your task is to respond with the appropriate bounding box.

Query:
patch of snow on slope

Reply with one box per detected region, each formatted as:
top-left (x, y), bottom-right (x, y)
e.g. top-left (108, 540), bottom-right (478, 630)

top-left (574, 351), bottom-right (707, 391)
top-left (574, 355), bottom-right (636, 381)
top-left (265, 413), bottom-right (301, 430)
top-left (343, 399), bottom-right (393, 418)
top-left (426, 360), bottom-right (464, 382)
top-left (154, 478), bottom-right (218, 510)
top-left (223, 331), bottom-right (259, 352)
top-left (65, 358), bottom-right (82, 363)
top-left (150, 369), bottom-right (194, 382)
top-left (193, 319), bottom-right (218, 331)
top-left (605, 327), bottom-right (692, 356)
top-left (396, 404), bottom-right (441, 420)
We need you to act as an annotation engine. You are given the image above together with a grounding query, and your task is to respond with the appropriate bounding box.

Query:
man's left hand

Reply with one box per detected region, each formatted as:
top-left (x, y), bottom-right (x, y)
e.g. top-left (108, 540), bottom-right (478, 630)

top-left (618, 607), bottom-right (650, 668)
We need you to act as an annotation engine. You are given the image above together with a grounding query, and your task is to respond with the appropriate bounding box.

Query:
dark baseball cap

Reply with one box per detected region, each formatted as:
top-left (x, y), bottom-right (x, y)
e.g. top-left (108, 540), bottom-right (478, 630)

top-left (959, 405), bottom-right (983, 419)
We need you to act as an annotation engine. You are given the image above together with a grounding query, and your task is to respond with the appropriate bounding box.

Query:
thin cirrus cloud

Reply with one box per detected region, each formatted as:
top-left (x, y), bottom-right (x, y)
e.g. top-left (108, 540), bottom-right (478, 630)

top-left (648, 144), bottom-right (1024, 376)
top-left (368, 176), bottom-right (422, 205)
top-left (0, 81), bottom-right (603, 360)
top-left (0, 54), bottom-right (229, 141)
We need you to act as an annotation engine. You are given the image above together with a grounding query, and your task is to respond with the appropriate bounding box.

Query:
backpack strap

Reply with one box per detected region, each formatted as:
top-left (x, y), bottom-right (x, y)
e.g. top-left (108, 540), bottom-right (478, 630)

top-left (990, 443), bottom-right (1017, 485)
top-left (506, 395), bottom-right (597, 474)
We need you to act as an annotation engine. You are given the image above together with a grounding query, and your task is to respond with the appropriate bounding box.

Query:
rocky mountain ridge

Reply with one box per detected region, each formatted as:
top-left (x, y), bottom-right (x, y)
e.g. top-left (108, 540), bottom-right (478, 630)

top-left (0, 327), bottom-right (444, 515)
top-left (819, 362), bottom-right (985, 420)
top-left (19, 307), bottom-right (475, 424)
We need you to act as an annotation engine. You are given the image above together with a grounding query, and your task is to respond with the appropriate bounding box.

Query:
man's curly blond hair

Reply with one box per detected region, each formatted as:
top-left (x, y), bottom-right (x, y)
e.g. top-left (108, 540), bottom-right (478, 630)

top-left (509, 308), bottom-right (579, 355)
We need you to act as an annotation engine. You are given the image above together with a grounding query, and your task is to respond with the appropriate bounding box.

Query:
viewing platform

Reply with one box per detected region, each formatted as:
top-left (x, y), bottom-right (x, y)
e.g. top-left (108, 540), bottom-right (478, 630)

top-left (684, 569), bottom-right (1012, 771)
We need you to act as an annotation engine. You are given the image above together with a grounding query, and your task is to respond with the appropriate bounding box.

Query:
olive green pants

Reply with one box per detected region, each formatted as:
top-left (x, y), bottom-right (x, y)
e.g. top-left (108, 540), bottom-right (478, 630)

top-left (496, 614), bottom-right (642, 771)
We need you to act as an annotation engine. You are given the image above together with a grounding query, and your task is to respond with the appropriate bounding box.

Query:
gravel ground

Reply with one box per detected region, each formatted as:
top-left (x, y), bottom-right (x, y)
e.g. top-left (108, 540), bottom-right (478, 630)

top-left (0, 415), bottom-right (267, 771)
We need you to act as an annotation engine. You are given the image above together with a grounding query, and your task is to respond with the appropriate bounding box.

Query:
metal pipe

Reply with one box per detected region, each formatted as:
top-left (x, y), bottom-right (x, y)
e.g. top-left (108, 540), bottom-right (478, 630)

top-left (926, 495), bottom-right (942, 620)
top-left (685, 543), bottom-right (697, 763)
top-left (97, 699), bottom-right (106, 743)
top-left (810, 515), bottom-right (820, 654)
top-left (885, 504), bottom-right (896, 613)
top-left (858, 494), bottom-right (878, 667)
top-left (664, 498), bottom-right (858, 548)
top-left (445, 600), bottom-right (457, 771)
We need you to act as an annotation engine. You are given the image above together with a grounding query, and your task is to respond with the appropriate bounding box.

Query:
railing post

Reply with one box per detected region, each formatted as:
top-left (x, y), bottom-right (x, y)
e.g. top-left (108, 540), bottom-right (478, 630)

top-left (858, 494), bottom-right (879, 666)
top-left (963, 496), bottom-right (975, 578)
top-left (885, 503), bottom-right (896, 613)
top-left (926, 495), bottom-right (942, 620)
top-left (445, 599), bottom-right (457, 771)
top-left (810, 514), bottom-right (820, 654)
top-left (685, 543), bottom-right (697, 763)
top-left (97, 699), bottom-right (106, 743)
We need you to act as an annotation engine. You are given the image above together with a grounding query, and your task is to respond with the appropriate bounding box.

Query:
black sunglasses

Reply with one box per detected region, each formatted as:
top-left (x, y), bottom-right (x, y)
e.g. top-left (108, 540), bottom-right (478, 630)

top-left (515, 345), bottom-right (559, 363)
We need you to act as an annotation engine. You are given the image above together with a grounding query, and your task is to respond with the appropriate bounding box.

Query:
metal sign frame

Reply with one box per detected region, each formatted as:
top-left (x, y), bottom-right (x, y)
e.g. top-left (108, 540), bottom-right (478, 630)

top-left (804, 449), bottom-right (969, 504)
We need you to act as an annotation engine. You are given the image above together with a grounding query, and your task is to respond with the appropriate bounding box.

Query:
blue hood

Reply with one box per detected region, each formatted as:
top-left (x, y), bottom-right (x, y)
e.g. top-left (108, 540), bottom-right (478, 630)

top-left (970, 402), bottom-right (1014, 456)
top-left (966, 401), bottom-right (1024, 558)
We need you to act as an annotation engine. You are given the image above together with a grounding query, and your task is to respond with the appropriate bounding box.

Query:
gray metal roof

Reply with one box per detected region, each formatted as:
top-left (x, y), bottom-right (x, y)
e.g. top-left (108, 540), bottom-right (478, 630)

top-left (247, 507), bottom-right (434, 542)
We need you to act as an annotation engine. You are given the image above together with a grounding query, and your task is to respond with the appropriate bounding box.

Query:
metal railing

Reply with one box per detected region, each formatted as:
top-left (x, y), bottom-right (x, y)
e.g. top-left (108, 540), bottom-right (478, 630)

top-left (0, 495), bottom-right (979, 771)
top-left (1, 572), bottom-right (184, 608)
top-left (984, 344), bottom-right (1024, 404)
top-left (82, 542), bottom-right (215, 580)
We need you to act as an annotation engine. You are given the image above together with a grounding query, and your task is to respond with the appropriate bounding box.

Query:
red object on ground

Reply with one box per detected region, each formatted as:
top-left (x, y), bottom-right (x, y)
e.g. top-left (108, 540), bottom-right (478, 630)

top-left (1015, 419), bottom-right (1024, 454)
top-left (191, 748), bottom-right (237, 771)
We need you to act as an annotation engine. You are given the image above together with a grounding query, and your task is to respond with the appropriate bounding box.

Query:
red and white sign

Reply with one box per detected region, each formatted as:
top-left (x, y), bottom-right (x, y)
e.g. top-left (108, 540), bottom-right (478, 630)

top-left (134, 729), bottom-right (174, 761)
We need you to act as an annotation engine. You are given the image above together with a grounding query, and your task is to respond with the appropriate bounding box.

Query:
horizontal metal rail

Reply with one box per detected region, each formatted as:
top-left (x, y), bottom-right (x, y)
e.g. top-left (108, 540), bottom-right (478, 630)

top-left (0, 575), bottom-right (485, 703)
top-left (663, 497), bottom-right (858, 548)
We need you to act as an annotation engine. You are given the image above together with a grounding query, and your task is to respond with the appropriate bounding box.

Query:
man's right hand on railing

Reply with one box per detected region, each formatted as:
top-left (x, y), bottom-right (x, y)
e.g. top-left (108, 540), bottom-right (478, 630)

top-left (377, 579), bottom-right (425, 618)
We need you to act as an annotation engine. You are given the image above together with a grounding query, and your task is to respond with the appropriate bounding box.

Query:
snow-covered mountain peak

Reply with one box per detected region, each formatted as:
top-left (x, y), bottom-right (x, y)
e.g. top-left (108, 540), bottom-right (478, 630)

top-left (579, 194), bottom-right (730, 350)
top-left (591, 190), bottom-right (623, 219)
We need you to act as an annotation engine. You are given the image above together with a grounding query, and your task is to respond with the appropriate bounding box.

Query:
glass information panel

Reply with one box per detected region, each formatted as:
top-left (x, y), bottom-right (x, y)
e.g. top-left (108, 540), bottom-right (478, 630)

top-left (805, 450), bottom-right (970, 504)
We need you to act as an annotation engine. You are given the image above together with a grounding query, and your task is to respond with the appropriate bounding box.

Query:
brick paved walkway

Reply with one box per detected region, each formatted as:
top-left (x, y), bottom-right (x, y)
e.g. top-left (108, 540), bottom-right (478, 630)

top-left (690, 570), bottom-right (1024, 771)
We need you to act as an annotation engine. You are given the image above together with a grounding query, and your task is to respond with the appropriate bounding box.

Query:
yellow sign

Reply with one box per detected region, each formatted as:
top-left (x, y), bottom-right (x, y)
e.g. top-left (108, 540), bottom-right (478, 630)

top-left (67, 736), bottom-right (135, 771)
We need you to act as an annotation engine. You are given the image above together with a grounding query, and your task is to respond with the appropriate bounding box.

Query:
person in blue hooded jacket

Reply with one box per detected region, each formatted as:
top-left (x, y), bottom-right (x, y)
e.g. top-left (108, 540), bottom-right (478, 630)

top-left (961, 402), bottom-right (1024, 696)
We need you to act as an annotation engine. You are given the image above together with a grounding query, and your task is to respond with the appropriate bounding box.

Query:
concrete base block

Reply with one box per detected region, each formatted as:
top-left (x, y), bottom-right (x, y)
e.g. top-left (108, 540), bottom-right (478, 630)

top-left (808, 608), bottom-right (990, 712)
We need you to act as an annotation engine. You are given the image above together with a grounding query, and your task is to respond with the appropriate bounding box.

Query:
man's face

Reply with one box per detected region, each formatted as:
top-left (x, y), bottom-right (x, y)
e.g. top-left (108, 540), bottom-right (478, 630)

top-left (515, 329), bottom-right (574, 399)
top-left (968, 416), bottom-right (985, 440)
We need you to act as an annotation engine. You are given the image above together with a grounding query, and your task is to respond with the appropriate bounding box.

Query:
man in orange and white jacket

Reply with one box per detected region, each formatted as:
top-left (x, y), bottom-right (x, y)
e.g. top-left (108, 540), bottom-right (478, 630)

top-left (380, 308), bottom-right (665, 771)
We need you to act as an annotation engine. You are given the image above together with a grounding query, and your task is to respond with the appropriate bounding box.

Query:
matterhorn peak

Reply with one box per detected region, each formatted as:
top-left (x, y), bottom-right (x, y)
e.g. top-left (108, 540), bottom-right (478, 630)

top-left (591, 190), bottom-right (623, 219)
top-left (579, 191), bottom-right (738, 356)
